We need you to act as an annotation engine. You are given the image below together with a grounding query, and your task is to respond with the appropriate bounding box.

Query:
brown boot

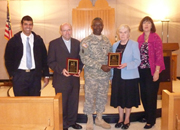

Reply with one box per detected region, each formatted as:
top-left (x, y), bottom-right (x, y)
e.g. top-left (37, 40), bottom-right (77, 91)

top-left (95, 113), bottom-right (111, 129)
top-left (86, 114), bottom-right (93, 130)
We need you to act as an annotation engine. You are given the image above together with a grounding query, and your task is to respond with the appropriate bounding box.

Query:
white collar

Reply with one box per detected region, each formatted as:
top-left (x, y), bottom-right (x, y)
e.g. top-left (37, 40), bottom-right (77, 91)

top-left (62, 37), bottom-right (71, 42)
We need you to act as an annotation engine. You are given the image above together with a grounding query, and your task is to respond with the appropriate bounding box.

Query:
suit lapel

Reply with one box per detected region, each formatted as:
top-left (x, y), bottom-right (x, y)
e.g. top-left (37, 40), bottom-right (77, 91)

top-left (33, 33), bottom-right (38, 65)
top-left (70, 38), bottom-right (74, 55)
top-left (70, 38), bottom-right (78, 58)
top-left (60, 37), bottom-right (70, 54)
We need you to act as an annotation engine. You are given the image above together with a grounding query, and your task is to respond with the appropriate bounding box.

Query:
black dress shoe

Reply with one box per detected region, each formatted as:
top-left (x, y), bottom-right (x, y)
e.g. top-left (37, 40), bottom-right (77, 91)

top-left (115, 121), bottom-right (123, 128)
top-left (70, 123), bottom-right (82, 129)
top-left (63, 128), bottom-right (68, 130)
top-left (144, 124), bottom-right (154, 129)
top-left (122, 122), bottom-right (130, 129)
top-left (139, 118), bottom-right (146, 123)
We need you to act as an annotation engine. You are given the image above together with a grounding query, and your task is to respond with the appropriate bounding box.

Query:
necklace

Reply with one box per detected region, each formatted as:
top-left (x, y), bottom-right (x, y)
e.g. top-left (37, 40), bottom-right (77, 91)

top-left (144, 35), bottom-right (149, 42)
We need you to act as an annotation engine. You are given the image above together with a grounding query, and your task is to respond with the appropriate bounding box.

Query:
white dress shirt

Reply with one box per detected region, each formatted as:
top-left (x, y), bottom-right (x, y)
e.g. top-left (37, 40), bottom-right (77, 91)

top-left (62, 37), bottom-right (71, 53)
top-left (18, 32), bottom-right (35, 70)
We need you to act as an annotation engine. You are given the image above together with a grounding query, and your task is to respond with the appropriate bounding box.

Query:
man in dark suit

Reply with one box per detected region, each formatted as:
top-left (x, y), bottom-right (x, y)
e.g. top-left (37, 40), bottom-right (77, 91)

top-left (4, 15), bottom-right (49, 96)
top-left (48, 23), bottom-right (83, 130)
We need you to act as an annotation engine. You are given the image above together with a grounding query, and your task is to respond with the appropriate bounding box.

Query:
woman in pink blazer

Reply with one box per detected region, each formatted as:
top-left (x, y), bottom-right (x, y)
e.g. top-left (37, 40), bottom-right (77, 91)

top-left (137, 16), bottom-right (165, 129)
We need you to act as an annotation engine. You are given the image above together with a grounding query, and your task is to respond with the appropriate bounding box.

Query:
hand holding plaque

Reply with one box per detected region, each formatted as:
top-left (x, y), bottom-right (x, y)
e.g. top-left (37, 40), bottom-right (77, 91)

top-left (67, 58), bottom-right (79, 75)
top-left (108, 53), bottom-right (121, 68)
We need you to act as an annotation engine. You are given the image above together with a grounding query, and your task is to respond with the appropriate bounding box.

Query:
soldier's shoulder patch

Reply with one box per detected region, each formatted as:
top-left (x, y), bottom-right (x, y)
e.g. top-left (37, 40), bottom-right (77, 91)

top-left (82, 43), bottom-right (88, 48)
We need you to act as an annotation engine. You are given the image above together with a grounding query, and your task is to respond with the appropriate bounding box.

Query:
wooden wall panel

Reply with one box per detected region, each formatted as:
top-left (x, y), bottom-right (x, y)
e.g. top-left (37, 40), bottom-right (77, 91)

top-left (72, 0), bottom-right (115, 44)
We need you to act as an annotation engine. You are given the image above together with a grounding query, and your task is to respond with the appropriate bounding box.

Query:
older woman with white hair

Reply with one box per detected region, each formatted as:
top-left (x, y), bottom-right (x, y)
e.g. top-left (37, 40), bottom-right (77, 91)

top-left (110, 24), bottom-right (141, 129)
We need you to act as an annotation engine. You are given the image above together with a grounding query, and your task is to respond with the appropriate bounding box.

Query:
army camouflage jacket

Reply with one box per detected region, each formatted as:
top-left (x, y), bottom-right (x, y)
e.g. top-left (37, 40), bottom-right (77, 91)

top-left (79, 34), bottom-right (112, 78)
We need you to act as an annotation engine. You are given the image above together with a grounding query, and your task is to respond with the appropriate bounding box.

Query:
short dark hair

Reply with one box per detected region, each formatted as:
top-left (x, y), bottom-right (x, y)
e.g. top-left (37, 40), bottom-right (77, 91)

top-left (91, 17), bottom-right (103, 26)
top-left (138, 16), bottom-right (156, 33)
top-left (21, 15), bottom-right (33, 25)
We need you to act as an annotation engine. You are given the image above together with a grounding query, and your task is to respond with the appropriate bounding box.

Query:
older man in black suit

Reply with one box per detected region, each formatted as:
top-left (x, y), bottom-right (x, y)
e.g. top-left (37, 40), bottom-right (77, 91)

top-left (48, 23), bottom-right (83, 130)
top-left (4, 15), bottom-right (49, 96)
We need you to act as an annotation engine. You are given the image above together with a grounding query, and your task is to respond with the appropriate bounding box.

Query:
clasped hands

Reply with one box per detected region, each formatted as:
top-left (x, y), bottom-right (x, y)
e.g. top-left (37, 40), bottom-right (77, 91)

top-left (101, 63), bottom-right (127, 72)
top-left (62, 69), bottom-right (81, 77)
top-left (116, 63), bottom-right (127, 69)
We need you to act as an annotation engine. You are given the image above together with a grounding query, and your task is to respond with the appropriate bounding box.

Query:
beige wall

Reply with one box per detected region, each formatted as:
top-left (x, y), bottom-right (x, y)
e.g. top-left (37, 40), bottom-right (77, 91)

top-left (0, 0), bottom-right (180, 79)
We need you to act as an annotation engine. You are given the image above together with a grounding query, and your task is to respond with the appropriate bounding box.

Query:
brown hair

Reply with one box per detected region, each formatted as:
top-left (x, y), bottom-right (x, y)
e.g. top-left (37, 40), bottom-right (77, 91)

top-left (21, 15), bottom-right (33, 25)
top-left (138, 16), bottom-right (156, 33)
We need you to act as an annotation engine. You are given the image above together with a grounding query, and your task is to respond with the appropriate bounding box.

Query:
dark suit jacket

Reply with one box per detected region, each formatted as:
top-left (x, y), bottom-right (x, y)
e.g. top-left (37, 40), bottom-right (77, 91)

top-left (4, 31), bottom-right (49, 77)
top-left (47, 36), bottom-right (83, 90)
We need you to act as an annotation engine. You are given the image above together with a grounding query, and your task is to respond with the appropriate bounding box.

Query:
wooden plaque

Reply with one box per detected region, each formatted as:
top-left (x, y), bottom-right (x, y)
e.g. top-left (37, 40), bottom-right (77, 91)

top-left (108, 53), bottom-right (121, 68)
top-left (67, 58), bottom-right (79, 75)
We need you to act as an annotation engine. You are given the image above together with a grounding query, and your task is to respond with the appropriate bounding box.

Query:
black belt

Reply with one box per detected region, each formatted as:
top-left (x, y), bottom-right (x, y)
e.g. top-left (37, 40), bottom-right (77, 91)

top-left (18, 69), bottom-right (35, 72)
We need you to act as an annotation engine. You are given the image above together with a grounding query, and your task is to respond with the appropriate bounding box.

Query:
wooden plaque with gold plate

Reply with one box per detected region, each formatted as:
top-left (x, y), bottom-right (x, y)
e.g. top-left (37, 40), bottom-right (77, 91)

top-left (108, 53), bottom-right (121, 68)
top-left (66, 58), bottom-right (79, 75)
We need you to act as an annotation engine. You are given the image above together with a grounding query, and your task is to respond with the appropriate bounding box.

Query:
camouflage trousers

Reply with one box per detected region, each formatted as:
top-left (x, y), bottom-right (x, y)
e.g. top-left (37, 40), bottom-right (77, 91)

top-left (83, 76), bottom-right (109, 114)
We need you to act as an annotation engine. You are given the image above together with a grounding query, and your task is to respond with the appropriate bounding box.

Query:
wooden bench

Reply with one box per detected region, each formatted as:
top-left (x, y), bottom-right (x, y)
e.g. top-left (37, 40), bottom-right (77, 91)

top-left (0, 93), bottom-right (63, 130)
top-left (162, 90), bottom-right (180, 130)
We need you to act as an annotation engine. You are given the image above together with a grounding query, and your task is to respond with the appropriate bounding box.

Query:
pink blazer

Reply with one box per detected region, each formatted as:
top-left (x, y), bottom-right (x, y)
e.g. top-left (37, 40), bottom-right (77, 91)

top-left (138, 32), bottom-right (165, 76)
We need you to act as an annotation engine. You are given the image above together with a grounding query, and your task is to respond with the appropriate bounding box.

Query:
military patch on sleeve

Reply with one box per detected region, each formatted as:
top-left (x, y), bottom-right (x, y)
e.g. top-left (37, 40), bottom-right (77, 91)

top-left (82, 43), bottom-right (88, 48)
top-left (82, 49), bottom-right (84, 53)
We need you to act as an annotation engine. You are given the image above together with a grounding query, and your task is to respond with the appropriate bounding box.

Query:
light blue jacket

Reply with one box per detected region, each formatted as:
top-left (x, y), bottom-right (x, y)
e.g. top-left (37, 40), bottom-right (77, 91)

top-left (110, 39), bottom-right (141, 80)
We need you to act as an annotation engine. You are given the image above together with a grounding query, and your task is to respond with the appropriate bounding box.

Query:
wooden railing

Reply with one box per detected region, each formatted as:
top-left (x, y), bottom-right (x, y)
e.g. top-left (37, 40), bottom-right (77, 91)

top-left (162, 90), bottom-right (180, 130)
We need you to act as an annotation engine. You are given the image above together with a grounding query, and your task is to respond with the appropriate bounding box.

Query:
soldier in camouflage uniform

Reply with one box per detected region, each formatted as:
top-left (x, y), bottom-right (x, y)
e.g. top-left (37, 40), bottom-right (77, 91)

top-left (79, 17), bottom-right (112, 130)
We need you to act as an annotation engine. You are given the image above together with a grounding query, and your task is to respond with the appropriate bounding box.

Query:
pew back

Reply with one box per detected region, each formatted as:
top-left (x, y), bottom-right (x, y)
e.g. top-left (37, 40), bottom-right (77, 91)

top-left (0, 93), bottom-right (63, 130)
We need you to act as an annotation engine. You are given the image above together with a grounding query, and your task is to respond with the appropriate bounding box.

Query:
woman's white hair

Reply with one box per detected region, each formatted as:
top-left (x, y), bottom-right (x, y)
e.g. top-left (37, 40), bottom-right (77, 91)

top-left (117, 24), bottom-right (131, 34)
top-left (116, 24), bottom-right (131, 39)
